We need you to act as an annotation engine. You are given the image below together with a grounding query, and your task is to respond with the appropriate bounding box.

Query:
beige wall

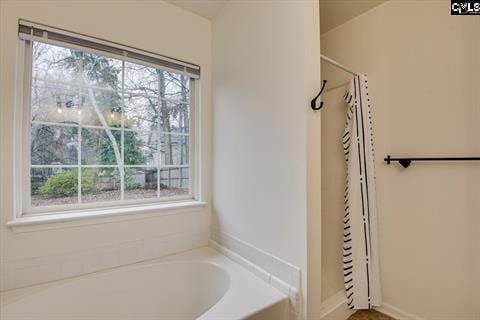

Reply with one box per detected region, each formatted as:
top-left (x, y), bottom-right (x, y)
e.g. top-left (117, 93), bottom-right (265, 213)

top-left (321, 86), bottom-right (349, 302)
top-left (321, 0), bottom-right (479, 318)
top-left (212, 0), bottom-right (321, 316)
top-left (307, 2), bottom-right (323, 317)
top-left (0, 0), bottom-right (212, 289)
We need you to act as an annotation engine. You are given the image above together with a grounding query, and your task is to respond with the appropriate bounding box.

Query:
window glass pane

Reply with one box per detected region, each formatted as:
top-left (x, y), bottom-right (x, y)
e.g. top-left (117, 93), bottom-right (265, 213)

top-left (124, 95), bottom-right (158, 131)
top-left (27, 41), bottom-right (193, 211)
top-left (124, 168), bottom-right (158, 200)
top-left (159, 101), bottom-right (189, 134)
top-left (80, 90), bottom-right (122, 127)
top-left (160, 134), bottom-right (189, 166)
top-left (31, 82), bottom-right (81, 124)
top-left (124, 131), bottom-right (158, 166)
top-left (31, 124), bottom-right (78, 165)
top-left (81, 53), bottom-right (122, 90)
top-left (31, 168), bottom-right (78, 207)
top-left (32, 42), bottom-right (82, 84)
top-left (81, 168), bottom-right (120, 203)
top-left (159, 167), bottom-right (189, 197)
top-left (124, 62), bottom-right (158, 95)
top-left (81, 128), bottom-right (121, 165)
top-left (161, 72), bottom-right (189, 102)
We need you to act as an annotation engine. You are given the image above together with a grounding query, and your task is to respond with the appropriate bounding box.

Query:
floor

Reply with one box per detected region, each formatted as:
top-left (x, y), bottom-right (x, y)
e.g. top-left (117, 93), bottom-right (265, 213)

top-left (348, 310), bottom-right (395, 320)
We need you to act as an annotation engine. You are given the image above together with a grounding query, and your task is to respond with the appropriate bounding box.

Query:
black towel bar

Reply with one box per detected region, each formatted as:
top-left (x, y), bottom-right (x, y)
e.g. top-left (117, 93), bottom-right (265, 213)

top-left (384, 155), bottom-right (480, 168)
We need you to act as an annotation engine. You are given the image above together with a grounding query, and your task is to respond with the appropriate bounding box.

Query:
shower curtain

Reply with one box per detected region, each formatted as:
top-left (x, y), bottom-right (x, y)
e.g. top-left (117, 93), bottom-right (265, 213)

top-left (342, 75), bottom-right (382, 309)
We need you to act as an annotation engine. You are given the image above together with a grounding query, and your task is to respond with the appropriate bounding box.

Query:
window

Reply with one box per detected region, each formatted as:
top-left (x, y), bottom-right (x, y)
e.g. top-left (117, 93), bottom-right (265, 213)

top-left (18, 22), bottom-right (200, 215)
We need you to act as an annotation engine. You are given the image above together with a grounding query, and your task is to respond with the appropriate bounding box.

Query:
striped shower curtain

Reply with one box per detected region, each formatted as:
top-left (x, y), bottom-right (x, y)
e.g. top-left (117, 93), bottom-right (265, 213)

top-left (342, 75), bottom-right (382, 309)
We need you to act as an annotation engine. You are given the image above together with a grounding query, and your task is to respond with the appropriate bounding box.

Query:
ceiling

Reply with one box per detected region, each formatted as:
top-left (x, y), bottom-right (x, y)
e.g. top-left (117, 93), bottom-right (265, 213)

top-left (165, 0), bottom-right (387, 34)
top-left (165, 0), bottom-right (228, 19)
top-left (166, 0), bottom-right (387, 89)
top-left (320, 0), bottom-right (387, 34)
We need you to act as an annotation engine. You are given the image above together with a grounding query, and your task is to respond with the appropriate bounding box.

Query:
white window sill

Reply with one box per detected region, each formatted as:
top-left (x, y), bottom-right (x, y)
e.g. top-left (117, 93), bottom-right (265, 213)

top-left (7, 200), bottom-right (207, 233)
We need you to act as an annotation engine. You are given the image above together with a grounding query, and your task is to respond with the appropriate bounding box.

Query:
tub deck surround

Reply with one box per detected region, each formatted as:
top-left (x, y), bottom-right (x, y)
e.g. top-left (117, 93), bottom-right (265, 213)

top-left (0, 247), bottom-right (288, 320)
top-left (0, 217), bottom-right (210, 291)
top-left (210, 229), bottom-right (302, 311)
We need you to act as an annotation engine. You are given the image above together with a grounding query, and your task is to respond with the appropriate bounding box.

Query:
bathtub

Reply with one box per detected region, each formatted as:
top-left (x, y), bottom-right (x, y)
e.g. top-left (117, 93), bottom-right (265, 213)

top-left (0, 247), bottom-right (287, 320)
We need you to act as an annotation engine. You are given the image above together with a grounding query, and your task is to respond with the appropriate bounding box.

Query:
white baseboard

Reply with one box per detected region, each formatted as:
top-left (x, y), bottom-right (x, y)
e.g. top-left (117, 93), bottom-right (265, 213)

top-left (318, 290), bottom-right (424, 320)
top-left (319, 290), bottom-right (355, 320)
top-left (376, 303), bottom-right (424, 320)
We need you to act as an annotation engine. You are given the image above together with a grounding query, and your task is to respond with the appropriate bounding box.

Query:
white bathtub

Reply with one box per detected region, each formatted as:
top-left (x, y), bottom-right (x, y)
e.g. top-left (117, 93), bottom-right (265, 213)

top-left (0, 247), bottom-right (287, 320)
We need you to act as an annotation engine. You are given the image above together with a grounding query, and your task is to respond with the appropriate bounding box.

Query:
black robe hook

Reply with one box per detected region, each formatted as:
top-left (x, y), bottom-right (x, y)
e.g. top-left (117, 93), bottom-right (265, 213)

top-left (311, 80), bottom-right (327, 110)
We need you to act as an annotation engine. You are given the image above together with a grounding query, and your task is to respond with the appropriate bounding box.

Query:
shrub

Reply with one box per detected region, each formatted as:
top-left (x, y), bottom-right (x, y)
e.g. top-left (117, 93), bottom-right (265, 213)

top-left (36, 168), bottom-right (141, 198)
top-left (81, 169), bottom-right (96, 194)
top-left (125, 168), bottom-right (141, 189)
top-left (37, 169), bottom-right (78, 197)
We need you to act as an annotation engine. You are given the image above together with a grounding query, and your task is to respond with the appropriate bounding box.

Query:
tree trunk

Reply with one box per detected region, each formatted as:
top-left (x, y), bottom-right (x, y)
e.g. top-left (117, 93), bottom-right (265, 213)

top-left (158, 71), bottom-right (172, 166)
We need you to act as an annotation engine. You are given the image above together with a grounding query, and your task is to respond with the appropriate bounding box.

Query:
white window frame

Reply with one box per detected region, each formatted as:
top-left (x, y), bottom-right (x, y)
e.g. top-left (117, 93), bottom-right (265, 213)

top-left (12, 38), bottom-right (203, 221)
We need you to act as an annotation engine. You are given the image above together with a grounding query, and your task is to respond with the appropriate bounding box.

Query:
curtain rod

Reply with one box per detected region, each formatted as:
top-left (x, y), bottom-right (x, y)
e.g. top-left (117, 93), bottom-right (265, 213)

top-left (311, 54), bottom-right (360, 110)
top-left (321, 54), bottom-right (359, 76)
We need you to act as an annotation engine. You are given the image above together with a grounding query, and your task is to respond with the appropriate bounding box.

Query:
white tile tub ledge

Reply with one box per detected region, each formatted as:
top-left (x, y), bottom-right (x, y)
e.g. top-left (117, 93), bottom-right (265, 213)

top-left (209, 239), bottom-right (301, 311)
top-left (0, 247), bottom-right (288, 320)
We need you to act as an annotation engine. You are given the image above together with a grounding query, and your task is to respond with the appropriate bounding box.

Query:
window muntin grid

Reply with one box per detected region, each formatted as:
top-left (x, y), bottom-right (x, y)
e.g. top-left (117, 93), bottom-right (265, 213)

top-left (26, 41), bottom-right (193, 213)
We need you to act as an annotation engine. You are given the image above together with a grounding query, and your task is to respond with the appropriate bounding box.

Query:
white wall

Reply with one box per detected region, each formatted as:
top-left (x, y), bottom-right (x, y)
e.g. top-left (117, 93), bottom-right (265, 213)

top-left (321, 1), bottom-right (480, 318)
top-left (211, 1), bottom-right (321, 317)
top-left (0, 0), bottom-right (212, 291)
